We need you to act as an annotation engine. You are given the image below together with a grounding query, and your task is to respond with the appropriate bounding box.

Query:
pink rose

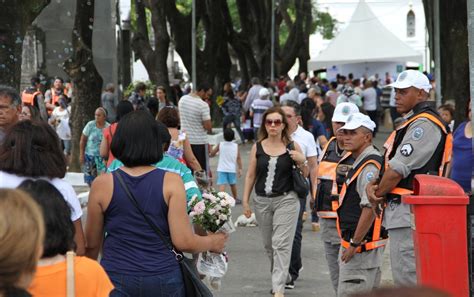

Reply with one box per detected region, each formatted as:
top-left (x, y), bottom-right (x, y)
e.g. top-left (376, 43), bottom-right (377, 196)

top-left (193, 201), bottom-right (206, 215)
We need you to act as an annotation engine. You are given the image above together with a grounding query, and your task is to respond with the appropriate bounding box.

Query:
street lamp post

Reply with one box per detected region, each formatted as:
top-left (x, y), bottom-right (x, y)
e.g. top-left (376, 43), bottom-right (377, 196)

top-left (192, 0), bottom-right (196, 90)
top-left (271, 0), bottom-right (275, 82)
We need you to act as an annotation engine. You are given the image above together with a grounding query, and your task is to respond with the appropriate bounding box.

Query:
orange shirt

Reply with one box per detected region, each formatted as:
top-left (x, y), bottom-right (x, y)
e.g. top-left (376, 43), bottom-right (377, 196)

top-left (29, 256), bottom-right (114, 297)
top-left (103, 122), bottom-right (117, 168)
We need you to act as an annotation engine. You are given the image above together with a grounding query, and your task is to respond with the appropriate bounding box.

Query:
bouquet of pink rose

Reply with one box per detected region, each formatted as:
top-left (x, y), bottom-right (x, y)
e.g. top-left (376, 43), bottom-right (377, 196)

top-left (188, 190), bottom-right (236, 289)
top-left (188, 190), bottom-right (236, 233)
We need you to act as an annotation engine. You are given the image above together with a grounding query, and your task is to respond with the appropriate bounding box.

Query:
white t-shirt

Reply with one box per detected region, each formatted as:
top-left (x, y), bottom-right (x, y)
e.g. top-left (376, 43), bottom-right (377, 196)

top-left (0, 171), bottom-right (82, 221)
top-left (178, 94), bottom-right (211, 145)
top-left (362, 87), bottom-right (377, 111)
top-left (51, 106), bottom-right (71, 140)
top-left (217, 141), bottom-right (238, 173)
top-left (291, 125), bottom-right (318, 158)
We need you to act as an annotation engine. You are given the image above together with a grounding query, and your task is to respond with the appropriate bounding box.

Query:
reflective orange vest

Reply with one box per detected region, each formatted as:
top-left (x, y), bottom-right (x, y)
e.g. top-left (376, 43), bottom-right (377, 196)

top-left (316, 137), bottom-right (353, 219)
top-left (21, 90), bottom-right (41, 106)
top-left (337, 155), bottom-right (388, 253)
top-left (384, 110), bottom-right (453, 198)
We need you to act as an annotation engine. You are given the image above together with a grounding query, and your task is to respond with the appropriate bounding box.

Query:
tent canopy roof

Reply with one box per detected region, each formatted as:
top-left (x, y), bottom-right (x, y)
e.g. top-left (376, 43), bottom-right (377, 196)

top-left (308, 0), bottom-right (423, 70)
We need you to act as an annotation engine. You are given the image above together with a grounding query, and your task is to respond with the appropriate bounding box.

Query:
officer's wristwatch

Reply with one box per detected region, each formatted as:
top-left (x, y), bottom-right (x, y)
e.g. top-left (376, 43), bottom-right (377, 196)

top-left (350, 238), bottom-right (361, 247)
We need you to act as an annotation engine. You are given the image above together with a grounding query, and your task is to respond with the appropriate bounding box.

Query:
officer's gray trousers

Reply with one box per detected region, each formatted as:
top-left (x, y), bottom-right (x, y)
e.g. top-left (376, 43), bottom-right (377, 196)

top-left (324, 241), bottom-right (341, 293)
top-left (253, 191), bottom-right (300, 294)
top-left (388, 227), bottom-right (417, 286)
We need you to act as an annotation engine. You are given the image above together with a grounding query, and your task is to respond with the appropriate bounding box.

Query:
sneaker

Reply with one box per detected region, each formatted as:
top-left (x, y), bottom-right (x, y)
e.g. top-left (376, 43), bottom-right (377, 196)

top-left (285, 280), bottom-right (295, 290)
top-left (235, 198), bottom-right (242, 205)
top-left (302, 211), bottom-right (308, 222)
top-left (312, 222), bottom-right (320, 232)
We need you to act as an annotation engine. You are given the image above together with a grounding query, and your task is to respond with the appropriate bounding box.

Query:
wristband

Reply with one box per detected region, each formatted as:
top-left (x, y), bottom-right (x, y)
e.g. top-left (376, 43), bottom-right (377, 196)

top-left (350, 238), bottom-right (361, 247)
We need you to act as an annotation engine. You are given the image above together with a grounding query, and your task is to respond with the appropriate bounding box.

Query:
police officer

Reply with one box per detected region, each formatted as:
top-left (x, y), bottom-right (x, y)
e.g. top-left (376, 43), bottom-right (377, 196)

top-left (315, 102), bottom-right (358, 293)
top-left (336, 113), bottom-right (387, 297)
top-left (21, 77), bottom-right (48, 121)
top-left (367, 70), bottom-right (451, 286)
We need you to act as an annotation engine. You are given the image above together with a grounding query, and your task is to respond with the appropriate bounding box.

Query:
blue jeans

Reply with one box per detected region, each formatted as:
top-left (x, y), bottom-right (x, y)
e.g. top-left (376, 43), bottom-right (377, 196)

top-left (289, 197), bottom-right (306, 281)
top-left (108, 269), bottom-right (185, 297)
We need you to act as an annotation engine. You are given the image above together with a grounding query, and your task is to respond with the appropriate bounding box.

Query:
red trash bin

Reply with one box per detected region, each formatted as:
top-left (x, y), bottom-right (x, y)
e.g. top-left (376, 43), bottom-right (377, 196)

top-left (403, 175), bottom-right (470, 297)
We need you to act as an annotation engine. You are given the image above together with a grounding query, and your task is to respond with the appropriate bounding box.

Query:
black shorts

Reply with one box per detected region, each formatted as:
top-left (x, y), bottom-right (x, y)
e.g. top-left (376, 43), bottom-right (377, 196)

top-left (190, 144), bottom-right (208, 173)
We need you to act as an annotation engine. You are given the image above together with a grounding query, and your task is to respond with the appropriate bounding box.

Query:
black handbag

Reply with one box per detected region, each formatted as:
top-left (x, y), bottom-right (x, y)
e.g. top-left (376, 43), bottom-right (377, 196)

top-left (115, 171), bottom-right (213, 297)
top-left (288, 142), bottom-right (310, 199)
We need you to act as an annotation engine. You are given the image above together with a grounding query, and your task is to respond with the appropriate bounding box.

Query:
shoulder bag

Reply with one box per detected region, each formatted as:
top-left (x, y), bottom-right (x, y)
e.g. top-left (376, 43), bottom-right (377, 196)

top-left (288, 142), bottom-right (310, 199)
top-left (115, 171), bottom-right (213, 297)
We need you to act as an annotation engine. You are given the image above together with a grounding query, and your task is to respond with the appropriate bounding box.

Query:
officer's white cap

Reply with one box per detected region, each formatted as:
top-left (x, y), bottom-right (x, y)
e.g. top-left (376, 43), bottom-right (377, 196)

top-left (332, 102), bottom-right (359, 123)
top-left (339, 112), bottom-right (376, 132)
top-left (389, 70), bottom-right (432, 93)
top-left (259, 88), bottom-right (270, 97)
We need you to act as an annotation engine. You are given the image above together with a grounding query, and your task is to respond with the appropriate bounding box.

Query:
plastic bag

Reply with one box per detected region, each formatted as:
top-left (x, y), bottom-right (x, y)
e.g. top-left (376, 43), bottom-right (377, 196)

top-left (197, 252), bottom-right (228, 278)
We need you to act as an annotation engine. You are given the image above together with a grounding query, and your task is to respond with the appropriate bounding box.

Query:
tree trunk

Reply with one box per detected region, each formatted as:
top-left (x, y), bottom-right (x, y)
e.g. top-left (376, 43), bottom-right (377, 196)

top-left (131, 0), bottom-right (170, 91)
top-left (63, 0), bottom-right (103, 172)
top-left (439, 0), bottom-right (469, 128)
top-left (0, 0), bottom-right (50, 90)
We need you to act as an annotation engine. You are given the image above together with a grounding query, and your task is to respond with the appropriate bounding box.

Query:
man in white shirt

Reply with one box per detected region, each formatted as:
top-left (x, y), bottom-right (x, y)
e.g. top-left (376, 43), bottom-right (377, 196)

top-left (178, 82), bottom-right (213, 173)
top-left (243, 77), bottom-right (263, 112)
top-left (281, 100), bottom-right (319, 289)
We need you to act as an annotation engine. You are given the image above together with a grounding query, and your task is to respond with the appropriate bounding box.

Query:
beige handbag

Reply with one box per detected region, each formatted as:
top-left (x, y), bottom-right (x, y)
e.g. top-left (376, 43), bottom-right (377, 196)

top-left (66, 251), bottom-right (75, 297)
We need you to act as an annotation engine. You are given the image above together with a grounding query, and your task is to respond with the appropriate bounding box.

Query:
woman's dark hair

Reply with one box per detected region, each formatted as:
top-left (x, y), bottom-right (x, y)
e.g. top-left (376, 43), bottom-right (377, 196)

top-left (300, 98), bottom-right (316, 131)
top-left (0, 120), bottom-right (67, 178)
top-left (320, 102), bottom-right (335, 137)
top-left (157, 106), bottom-right (179, 128)
top-left (23, 105), bottom-right (40, 121)
top-left (258, 106), bottom-right (291, 144)
top-left (223, 82), bottom-right (234, 99)
top-left (438, 104), bottom-right (455, 118)
top-left (111, 110), bottom-right (163, 167)
top-left (17, 180), bottom-right (75, 258)
top-left (116, 100), bottom-right (134, 122)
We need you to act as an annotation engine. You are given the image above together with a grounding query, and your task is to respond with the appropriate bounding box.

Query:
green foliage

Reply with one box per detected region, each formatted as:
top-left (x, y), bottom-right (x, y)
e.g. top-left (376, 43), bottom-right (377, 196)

top-left (130, 1), bottom-right (152, 34)
top-left (176, 0), bottom-right (191, 14)
top-left (124, 81), bottom-right (157, 98)
top-left (314, 10), bottom-right (337, 39)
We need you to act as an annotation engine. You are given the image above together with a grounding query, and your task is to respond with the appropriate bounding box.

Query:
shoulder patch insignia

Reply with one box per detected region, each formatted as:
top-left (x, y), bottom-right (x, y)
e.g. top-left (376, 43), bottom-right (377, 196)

top-left (366, 171), bottom-right (375, 182)
top-left (400, 143), bottom-right (413, 157)
top-left (411, 127), bottom-right (424, 141)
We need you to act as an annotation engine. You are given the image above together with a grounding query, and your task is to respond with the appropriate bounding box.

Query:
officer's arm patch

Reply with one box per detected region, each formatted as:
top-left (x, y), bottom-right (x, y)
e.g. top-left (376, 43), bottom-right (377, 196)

top-left (400, 143), bottom-right (413, 156)
top-left (411, 127), bottom-right (424, 141)
top-left (366, 171), bottom-right (375, 182)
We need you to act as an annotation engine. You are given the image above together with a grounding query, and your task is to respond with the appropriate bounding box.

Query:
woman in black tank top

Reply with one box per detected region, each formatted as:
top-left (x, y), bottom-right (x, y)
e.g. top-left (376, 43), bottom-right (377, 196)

top-left (242, 107), bottom-right (308, 296)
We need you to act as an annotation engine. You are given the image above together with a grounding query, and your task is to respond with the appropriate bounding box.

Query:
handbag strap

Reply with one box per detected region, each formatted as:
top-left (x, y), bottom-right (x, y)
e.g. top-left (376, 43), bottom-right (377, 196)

top-left (114, 170), bottom-right (184, 262)
top-left (66, 251), bottom-right (75, 297)
top-left (287, 141), bottom-right (298, 167)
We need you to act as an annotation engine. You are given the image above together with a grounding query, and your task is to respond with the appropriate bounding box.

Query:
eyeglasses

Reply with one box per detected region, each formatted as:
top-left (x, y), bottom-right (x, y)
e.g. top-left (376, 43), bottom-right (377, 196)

top-left (265, 119), bottom-right (283, 126)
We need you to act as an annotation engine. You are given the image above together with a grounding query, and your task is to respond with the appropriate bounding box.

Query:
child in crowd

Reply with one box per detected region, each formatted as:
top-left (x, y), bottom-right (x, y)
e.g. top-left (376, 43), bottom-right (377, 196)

top-left (438, 103), bottom-right (455, 131)
top-left (210, 128), bottom-right (243, 204)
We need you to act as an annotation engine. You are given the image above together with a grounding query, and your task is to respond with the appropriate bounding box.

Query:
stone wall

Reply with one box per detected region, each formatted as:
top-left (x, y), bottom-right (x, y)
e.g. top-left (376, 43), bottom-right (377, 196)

top-left (25, 0), bottom-right (117, 90)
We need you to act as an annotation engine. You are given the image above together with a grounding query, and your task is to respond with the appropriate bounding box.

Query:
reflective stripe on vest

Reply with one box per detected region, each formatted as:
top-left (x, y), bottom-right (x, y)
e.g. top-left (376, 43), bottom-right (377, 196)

top-left (384, 112), bottom-right (453, 196)
top-left (21, 91), bottom-right (40, 105)
top-left (337, 159), bottom-right (385, 253)
top-left (317, 211), bottom-right (338, 219)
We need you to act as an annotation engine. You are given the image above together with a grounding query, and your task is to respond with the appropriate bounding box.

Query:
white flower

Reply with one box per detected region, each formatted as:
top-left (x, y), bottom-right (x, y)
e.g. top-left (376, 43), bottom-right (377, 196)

top-left (219, 214), bottom-right (227, 221)
top-left (216, 219), bottom-right (221, 225)
top-left (217, 192), bottom-right (227, 198)
top-left (226, 195), bottom-right (236, 207)
top-left (189, 211), bottom-right (196, 218)
top-left (215, 204), bottom-right (222, 211)
top-left (220, 199), bottom-right (228, 207)
top-left (208, 208), bottom-right (216, 215)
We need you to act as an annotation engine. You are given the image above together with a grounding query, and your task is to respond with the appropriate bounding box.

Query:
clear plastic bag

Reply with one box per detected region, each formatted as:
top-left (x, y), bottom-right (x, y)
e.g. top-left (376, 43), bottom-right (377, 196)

top-left (197, 252), bottom-right (228, 278)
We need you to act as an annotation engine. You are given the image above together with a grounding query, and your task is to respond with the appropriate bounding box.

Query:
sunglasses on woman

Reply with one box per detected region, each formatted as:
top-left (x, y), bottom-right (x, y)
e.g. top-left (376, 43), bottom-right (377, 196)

top-left (265, 119), bottom-right (283, 126)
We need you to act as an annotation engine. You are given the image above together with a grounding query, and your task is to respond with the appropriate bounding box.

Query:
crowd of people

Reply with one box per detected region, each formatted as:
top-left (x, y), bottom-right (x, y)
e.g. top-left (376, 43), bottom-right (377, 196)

top-left (0, 67), bottom-right (471, 297)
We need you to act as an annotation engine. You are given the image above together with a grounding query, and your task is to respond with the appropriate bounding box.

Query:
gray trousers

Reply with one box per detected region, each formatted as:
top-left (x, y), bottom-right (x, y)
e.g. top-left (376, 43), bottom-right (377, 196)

top-left (337, 247), bottom-right (383, 297)
top-left (321, 219), bottom-right (341, 293)
top-left (388, 227), bottom-right (417, 286)
top-left (254, 192), bottom-right (300, 294)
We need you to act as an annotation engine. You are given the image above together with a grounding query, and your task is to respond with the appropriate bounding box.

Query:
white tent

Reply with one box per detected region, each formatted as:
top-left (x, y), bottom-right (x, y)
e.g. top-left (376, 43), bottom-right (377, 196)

top-left (307, 0), bottom-right (423, 70)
